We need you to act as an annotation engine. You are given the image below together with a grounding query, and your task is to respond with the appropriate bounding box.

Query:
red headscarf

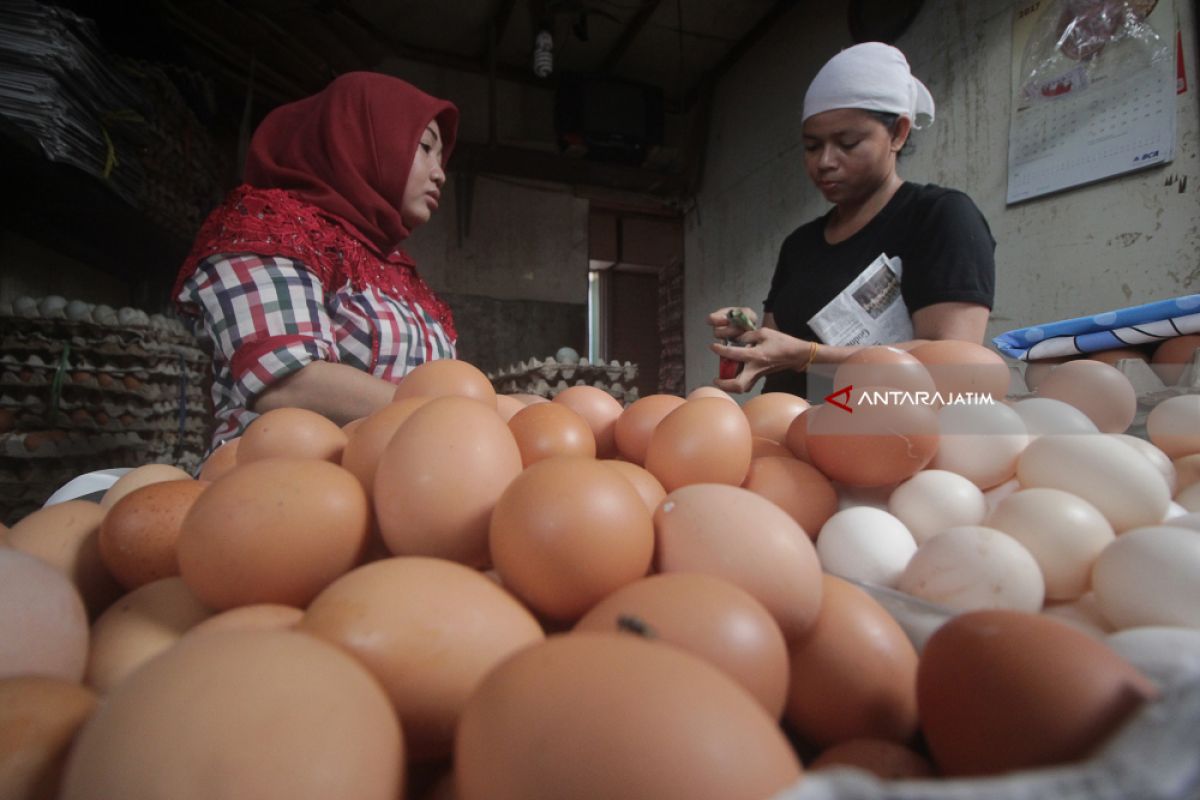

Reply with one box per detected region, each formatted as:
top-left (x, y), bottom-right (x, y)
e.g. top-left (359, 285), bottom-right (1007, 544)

top-left (174, 72), bottom-right (459, 337)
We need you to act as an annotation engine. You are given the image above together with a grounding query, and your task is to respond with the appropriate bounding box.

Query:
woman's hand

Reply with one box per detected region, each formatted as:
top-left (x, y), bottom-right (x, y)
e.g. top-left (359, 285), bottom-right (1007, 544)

top-left (710, 328), bottom-right (815, 393)
top-left (707, 307), bottom-right (759, 340)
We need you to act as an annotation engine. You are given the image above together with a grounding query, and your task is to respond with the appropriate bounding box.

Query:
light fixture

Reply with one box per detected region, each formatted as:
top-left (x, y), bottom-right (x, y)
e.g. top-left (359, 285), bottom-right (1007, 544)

top-left (532, 29), bottom-right (553, 77)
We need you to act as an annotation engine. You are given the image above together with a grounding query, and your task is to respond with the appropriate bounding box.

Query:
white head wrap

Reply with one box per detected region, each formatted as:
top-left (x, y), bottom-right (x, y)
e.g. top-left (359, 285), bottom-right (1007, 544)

top-left (802, 42), bottom-right (935, 129)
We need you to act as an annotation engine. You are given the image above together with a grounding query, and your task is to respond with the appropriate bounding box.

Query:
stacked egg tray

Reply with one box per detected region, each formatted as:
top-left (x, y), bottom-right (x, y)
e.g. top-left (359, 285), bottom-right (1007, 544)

top-left (0, 298), bottom-right (212, 524)
top-left (1012, 350), bottom-right (1200, 437)
top-left (488, 356), bottom-right (641, 405)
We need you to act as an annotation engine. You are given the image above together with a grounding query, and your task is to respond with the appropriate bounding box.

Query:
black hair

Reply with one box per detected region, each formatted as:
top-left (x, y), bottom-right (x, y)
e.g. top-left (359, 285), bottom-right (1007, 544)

top-left (865, 110), bottom-right (911, 156)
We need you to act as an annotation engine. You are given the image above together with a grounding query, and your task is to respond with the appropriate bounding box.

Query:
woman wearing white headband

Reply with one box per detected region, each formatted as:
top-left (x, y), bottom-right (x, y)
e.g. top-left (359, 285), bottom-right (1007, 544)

top-left (708, 42), bottom-right (995, 398)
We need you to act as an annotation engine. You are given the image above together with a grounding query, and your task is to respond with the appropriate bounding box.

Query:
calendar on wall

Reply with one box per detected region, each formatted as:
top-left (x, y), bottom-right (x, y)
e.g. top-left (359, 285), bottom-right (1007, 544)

top-left (1007, 0), bottom-right (1177, 205)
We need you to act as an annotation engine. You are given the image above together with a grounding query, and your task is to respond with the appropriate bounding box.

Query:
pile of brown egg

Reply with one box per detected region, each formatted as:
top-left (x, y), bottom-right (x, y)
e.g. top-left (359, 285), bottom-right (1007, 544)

top-left (2, 341), bottom-right (1199, 800)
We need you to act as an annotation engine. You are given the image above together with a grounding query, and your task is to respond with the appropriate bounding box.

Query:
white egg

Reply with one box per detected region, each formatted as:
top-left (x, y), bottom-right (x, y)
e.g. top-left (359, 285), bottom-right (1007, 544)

top-left (929, 402), bottom-right (1029, 489)
top-left (65, 300), bottom-right (92, 321)
top-left (1166, 511), bottom-right (1200, 532)
top-left (816, 507), bottom-right (916, 588)
top-left (15, 296), bottom-right (38, 318)
top-left (1010, 397), bottom-right (1099, 438)
top-left (985, 487), bottom-right (1114, 601)
top-left (1092, 526), bottom-right (1200, 629)
top-left (896, 525), bottom-right (1045, 613)
top-left (1042, 593), bottom-right (1113, 639)
top-left (38, 295), bottom-right (68, 318)
top-left (1017, 434), bottom-right (1171, 533)
top-left (887, 469), bottom-right (987, 545)
top-left (1109, 433), bottom-right (1177, 495)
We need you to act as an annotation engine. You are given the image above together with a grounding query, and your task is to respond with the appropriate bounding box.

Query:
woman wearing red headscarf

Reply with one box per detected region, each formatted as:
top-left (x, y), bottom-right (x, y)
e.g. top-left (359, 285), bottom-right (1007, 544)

top-left (174, 72), bottom-right (459, 449)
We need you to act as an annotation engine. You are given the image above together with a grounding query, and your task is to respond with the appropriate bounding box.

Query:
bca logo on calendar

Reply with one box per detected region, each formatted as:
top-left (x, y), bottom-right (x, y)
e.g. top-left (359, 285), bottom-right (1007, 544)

top-left (1133, 150), bottom-right (1161, 163)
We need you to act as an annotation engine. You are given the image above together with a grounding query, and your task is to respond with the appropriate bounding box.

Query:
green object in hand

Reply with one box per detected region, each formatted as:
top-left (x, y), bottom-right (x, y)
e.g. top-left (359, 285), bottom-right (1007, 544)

top-left (727, 309), bottom-right (757, 332)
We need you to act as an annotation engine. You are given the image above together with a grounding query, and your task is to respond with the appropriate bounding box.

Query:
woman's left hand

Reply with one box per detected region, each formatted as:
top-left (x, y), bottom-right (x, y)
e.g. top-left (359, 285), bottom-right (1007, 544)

top-left (710, 328), bottom-right (814, 393)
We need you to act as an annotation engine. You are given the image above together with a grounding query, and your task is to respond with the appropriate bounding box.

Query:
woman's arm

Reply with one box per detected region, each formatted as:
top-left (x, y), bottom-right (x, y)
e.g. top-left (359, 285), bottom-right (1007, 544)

top-left (708, 303), bottom-right (989, 393)
top-left (911, 301), bottom-right (989, 343)
top-left (253, 360), bottom-right (398, 425)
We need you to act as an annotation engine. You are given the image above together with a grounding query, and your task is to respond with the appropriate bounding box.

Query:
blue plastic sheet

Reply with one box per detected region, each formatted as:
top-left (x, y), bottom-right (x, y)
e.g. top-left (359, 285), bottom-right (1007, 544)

top-left (992, 294), bottom-right (1200, 361)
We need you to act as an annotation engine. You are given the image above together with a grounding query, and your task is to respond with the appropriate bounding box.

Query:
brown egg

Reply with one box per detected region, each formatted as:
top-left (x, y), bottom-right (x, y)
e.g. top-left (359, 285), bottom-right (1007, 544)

top-left (8, 500), bottom-right (121, 618)
top-left (742, 392), bottom-right (811, 444)
top-left (341, 416), bottom-right (366, 436)
top-left (0, 549), bottom-right (89, 682)
top-left (1035, 359), bottom-right (1137, 433)
top-left (574, 573), bottom-right (790, 718)
top-left (184, 603), bottom-right (303, 638)
top-left (833, 345), bottom-right (938, 398)
top-left (1151, 333), bottom-right (1200, 384)
top-left (784, 406), bottom-right (816, 462)
top-left (552, 385), bottom-right (624, 458)
top-left (785, 575), bottom-right (919, 748)
top-left (102, 464), bottom-right (193, 509)
top-left (805, 387), bottom-right (940, 487)
top-left (0, 676), bottom-right (97, 800)
top-left (917, 609), bottom-right (1157, 776)
top-left (1146, 394), bottom-right (1200, 460)
top-left (178, 458), bottom-right (369, 610)
top-left (454, 633), bottom-right (802, 800)
top-left (0, 408), bottom-right (14, 433)
top-left (687, 386), bottom-right (737, 402)
top-left (236, 407), bottom-right (348, 464)
top-left (614, 394), bottom-right (686, 465)
top-left (198, 437), bottom-right (240, 482)
top-left (809, 738), bottom-right (935, 779)
top-left (644, 397), bottom-right (753, 491)
top-left (340, 396), bottom-right (432, 495)
top-left (98, 479), bottom-right (207, 590)
top-left (85, 577), bottom-right (213, 693)
top-left (494, 394), bottom-right (527, 422)
top-left (59, 630), bottom-right (405, 800)
top-left (374, 396), bottom-right (523, 566)
top-left (394, 358), bottom-right (496, 405)
top-left (909, 340), bottom-right (1012, 400)
top-left (1087, 346), bottom-right (1150, 367)
top-left (654, 484), bottom-right (822, 641)
top-left (600, 459), bottom-right (666, 513)
top-left (301, 557), bottom-right (544, 761)
top-left (742, 456), bottom-right (838, 540)
top-left (1022, 357), bottom-right (1071, 392)
top-left (508, 402), bottom-right (596, 466)
top-left (490, 456), bottom-right (654, 622)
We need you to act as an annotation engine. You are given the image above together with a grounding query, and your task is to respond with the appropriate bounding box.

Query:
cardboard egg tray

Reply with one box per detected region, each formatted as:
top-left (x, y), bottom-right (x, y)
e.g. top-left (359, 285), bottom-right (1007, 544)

top-left (1007, 349), bottom-right (1200, 437)
top-left (488, 356), bottom-right (641, 405)
top-left (0, 301), bottom-right (212, 524)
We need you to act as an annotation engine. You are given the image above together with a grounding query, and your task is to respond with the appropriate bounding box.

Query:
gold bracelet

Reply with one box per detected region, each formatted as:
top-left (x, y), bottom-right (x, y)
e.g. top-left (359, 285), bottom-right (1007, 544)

top-left (802, 342), bottom-right (819, 372)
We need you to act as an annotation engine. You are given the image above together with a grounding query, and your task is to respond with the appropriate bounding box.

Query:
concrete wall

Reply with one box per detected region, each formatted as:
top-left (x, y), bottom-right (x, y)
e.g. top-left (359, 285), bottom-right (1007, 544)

top-left (683, 0), bottom-right (1200, 394)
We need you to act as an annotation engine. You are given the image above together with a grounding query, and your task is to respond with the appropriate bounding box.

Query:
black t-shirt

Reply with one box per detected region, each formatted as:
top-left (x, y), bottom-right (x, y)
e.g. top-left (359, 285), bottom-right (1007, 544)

top-left (761, 182), bottom-right (995, 398)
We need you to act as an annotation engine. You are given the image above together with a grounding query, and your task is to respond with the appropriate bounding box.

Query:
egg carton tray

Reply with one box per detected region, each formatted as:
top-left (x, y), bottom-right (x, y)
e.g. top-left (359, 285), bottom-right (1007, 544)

top-left (493, 376), bottom-right (641, 405)
top-left (488, 357), bottom-right (638, 385)
top-left (1007, 351), bottom-right (1200, 438)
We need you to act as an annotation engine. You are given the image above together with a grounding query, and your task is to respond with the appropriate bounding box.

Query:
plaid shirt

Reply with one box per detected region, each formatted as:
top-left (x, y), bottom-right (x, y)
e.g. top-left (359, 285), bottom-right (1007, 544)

top-left (179, 253), bottom-right (455, 448)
